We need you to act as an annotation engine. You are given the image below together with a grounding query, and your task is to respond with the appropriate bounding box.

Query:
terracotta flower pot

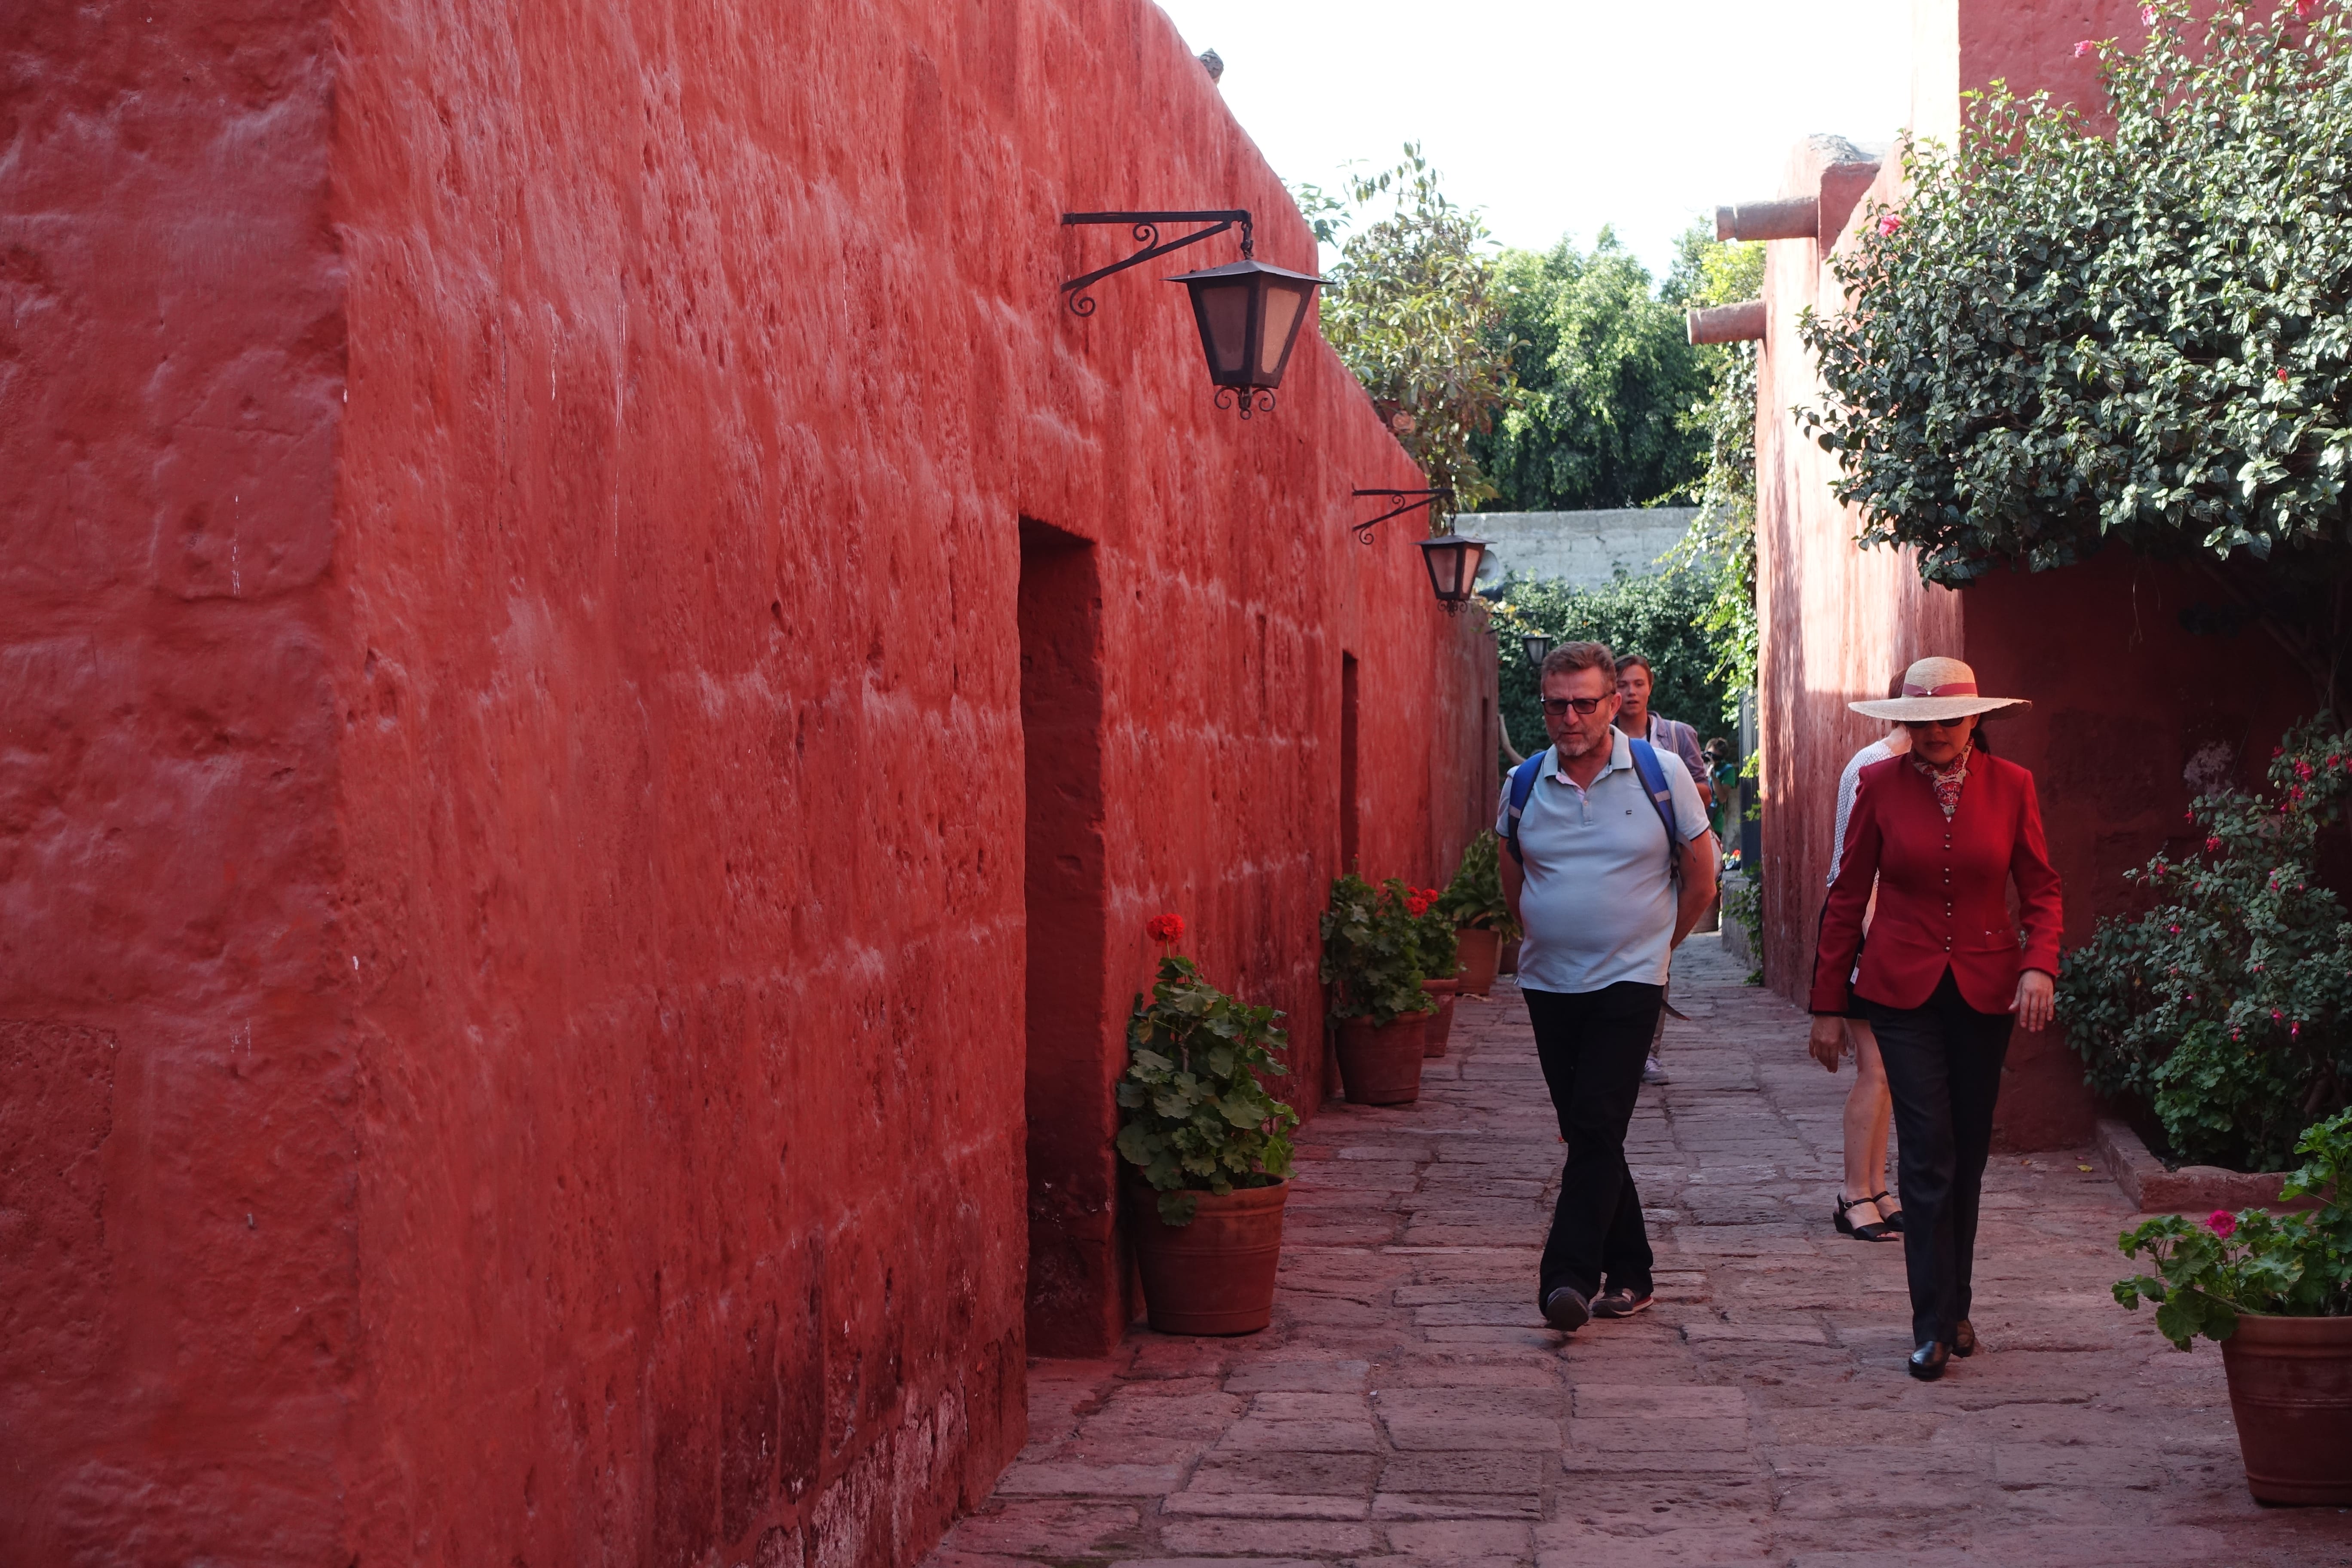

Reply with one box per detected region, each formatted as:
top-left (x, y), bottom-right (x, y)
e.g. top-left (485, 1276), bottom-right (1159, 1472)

top-left (1421, 979), bottom-right (1459, 1057)
top-left (1126, 1179), bottom-right (1288, 1335)
top-left (2219, 1313), bottom-right (2352, 1504)
top-left (1455, 928), bottom-right (1500, 996)
top-left (1499, 937), bottom-right (1523, 976)
top-left (1334, 1013), bottom-right (1429, 1105)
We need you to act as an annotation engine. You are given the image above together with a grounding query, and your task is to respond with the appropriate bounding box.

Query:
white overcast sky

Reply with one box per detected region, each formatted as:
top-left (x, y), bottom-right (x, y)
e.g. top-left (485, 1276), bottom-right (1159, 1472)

top-left (1151, 0), bottom-right (1915, 280)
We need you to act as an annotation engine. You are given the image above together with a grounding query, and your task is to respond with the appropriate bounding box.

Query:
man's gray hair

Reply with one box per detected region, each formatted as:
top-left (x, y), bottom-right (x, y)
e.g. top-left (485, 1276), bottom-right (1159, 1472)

top-left (1539, 640), bottom-right (1617, 686)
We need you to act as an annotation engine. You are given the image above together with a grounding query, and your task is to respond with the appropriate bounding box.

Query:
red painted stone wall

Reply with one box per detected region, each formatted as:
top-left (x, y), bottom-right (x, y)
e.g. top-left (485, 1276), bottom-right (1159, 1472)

top-left (0, 1), bottom-right (1494, 1564)
top-left (1754, 0), bottom-right (2308, 1149)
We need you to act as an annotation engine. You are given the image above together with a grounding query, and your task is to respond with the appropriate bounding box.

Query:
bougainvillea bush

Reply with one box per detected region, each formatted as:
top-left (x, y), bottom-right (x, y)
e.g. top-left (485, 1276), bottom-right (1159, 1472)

top-left (2056, 719), bottom-right (2352, 1170)
top-left (1800, 2), bottom-right (2352, 694)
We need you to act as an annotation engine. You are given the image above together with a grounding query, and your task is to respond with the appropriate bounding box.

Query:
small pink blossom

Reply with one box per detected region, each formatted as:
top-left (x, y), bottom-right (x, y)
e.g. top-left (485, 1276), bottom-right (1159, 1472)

top-left (2205, 836), bottom-right (2223, 853)
top-left (2142, 5), bottom-right (2159, 24)
top-left (2075, 39), bottom-right (2096, 56)
top-left (2297, 0), bottom-right (2318, 19)
top-left (1877, 215), bottom-right (1902, 236)
top-left (2209, 1209), bottom-right (2237, 1238)
top-left (2168, 924), bottom-right (2183, 934)
top-left (2279, 367), bottom-right (2292, 383)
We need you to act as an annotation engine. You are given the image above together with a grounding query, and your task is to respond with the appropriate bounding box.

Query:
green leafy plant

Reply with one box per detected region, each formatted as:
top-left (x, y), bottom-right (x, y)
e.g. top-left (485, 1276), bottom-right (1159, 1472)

top-left (1319, 874), bottom-right (1432, 1024)
top-left (1300, 144), bottom-right (1518, 514)
top-left (1719, 870), bottom-right (1764, 986)
top-left (2056, 717), bottom-right (2352, 1171)
top-left (1117, 916), bottom-right (1298, 1226)
top-left (1434, 831), bottom-right (1521, 941)
top-left (2115, 1105), bottom-right (2352, 1349)
top-left (1798, 3), bottom-right (2352, 704)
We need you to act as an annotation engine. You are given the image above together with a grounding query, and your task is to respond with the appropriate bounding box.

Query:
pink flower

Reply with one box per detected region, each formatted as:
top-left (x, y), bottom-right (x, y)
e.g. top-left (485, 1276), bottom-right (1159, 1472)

top-left (2208, 1209), bottom-right (2237, 1238)
top-left (2142, 5), bottom-right (2159, 24)
top-left (2205, 836), bottom-right (2223, 853)
top-left (1878, 215), bottom-right (1902, 236)
top-left (2075, 39), bottom-right (2096, 56)
top-left (2298, 0), bottom-right (2318, 19)
top-left (2168, 924), bottom-right (2182, 934)
top-left (2279, 367), bottom-right (2292, 383)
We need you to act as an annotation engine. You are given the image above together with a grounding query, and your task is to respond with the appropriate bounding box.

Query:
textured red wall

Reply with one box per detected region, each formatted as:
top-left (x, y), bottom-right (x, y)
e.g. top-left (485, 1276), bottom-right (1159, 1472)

top-left (1753, 0), bottom-right (2309, 1149)
top-left (0, 0), bottom-right (1494, 1564)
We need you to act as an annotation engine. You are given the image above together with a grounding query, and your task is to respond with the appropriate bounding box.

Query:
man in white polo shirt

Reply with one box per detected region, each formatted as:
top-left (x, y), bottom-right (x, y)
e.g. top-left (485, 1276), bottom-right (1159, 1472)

top-left (1501, 641), bottom-right (1718, 1332)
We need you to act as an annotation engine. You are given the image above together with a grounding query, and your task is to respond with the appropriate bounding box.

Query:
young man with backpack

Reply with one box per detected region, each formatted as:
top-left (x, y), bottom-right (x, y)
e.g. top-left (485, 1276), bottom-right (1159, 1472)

top-left (1501, 641), bottom-right (1718, 1333)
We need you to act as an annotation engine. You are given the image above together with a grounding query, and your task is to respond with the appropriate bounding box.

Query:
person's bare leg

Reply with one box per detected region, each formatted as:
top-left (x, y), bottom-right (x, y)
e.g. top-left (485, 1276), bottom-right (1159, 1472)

top-left (1855, 1022), bottom-right (1897, 1219)
top-left (1842, 1019), bottom-right (1892, 1222)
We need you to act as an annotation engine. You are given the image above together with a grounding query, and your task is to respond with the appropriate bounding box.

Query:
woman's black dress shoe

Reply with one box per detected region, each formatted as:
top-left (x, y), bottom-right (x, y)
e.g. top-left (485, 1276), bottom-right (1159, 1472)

top-left (1871, 1191), bottom-right (1905, 1234)
top-left (1952, 1319), bottom-right (1976, 1357)
top-left (1908, 1340), bottom-right (1951, 1380)
top-left (1835, 1193), bottom-right (1899, 1242)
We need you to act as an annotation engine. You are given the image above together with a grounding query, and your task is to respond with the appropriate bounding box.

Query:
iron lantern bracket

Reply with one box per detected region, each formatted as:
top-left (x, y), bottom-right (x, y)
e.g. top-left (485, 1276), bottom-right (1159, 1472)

top-left (1350, 488), bottom-right (1454, 545)
top-left (1060, 210), bottom-right (1254, 316)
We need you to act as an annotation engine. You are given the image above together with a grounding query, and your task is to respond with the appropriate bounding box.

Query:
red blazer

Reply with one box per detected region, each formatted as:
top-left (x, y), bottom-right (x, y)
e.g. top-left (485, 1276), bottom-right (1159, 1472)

top-left (1809, 751), bottom-right (2064, 1016)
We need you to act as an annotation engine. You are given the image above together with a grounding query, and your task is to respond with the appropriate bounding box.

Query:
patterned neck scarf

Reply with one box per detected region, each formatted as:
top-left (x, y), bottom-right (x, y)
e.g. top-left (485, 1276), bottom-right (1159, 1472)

top-left (1911, 740), bottom-right (1973, 820)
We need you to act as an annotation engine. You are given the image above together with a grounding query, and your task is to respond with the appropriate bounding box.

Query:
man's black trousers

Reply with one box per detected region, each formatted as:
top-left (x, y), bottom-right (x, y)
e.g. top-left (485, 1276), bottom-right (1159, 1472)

top-left (1862, 969), bottom-right (2014, 1347)
top-left (1524, 981), bottom-right (1661, 1307)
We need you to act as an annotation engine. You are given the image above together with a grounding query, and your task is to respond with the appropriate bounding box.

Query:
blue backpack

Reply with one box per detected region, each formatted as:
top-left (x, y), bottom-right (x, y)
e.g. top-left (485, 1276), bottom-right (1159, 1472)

top-left (1502, 739), bottom-right (1681, 881)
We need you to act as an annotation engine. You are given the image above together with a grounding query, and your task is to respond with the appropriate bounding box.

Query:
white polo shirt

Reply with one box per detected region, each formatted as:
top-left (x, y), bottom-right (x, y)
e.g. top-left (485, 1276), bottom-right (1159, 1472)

top-left (1498, 731), bottom-right (1712, 994)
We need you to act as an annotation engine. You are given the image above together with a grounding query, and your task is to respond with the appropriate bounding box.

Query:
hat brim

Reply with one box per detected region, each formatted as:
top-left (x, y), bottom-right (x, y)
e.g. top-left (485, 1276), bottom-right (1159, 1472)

top-left (1849, 696), bottom-right (2031, 722)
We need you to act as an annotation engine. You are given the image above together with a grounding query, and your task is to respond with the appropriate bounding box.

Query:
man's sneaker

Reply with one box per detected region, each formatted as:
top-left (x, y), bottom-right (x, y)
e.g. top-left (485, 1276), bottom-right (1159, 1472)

top-left (1642, 1054), bottom-right (1670, 1085)
top-left (1591, 1285), bottom-right (1655, 1319)
top-left (1542, 1286), bottom-right (1592, 1332)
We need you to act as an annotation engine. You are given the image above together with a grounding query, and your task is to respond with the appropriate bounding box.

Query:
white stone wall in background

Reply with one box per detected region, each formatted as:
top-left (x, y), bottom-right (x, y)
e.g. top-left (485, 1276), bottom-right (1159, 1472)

top-left (1470, 508), bottom-right (1700, 589)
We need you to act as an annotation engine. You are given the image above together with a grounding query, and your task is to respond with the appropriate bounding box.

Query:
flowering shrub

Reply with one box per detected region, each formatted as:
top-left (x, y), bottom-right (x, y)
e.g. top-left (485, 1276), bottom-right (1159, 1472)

top-left (1406, 884), bottom-right (1459, 983)
top-left (1434, 830), bottom-right (1522, 941)
top-left (2056, 717), bottom-right (2352, 1171)
top-left (1799, 3), bottom-right (2352, 694)
top-left (1118, 925), bottom-right (1298, 1227)
top-left (1320, 874), bottom-right (1432, 1025)
top-left (2114, 1105), bottom-right (2352, 1348)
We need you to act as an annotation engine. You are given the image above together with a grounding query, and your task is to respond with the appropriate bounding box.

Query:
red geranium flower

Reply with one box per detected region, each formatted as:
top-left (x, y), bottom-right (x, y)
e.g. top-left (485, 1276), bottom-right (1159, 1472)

top-left (2205, 836), bottom-right (2223, 854)
top-left (1147, 913), bottom-right (1185, 946)
top-left (2209, 1209), bottom-right (2237, 1239)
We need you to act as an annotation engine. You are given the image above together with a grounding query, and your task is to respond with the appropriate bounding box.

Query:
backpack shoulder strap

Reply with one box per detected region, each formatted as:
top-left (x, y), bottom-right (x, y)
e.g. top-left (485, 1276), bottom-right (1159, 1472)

top-left (1501, 752), bottom-right (1547, 864)
top-left (1627, 738), bottom-right (1683, 881)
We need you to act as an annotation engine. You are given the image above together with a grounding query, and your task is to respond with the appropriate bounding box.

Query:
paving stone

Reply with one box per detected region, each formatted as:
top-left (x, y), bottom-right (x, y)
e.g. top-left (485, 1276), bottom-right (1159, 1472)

top-left (922, 937), bottom-right (2343, 1567)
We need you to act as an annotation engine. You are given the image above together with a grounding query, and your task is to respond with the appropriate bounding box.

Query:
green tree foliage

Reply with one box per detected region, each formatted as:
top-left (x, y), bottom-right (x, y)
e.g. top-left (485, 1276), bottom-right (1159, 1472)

top-left (2056, 717), bottom-right (2352, 1171)
top-left (1303, 147), bottom-right (1516, 514)
top-left (1799, 3), bottom-right (2352, 702)
top-left (1663, 234), bottom-right (1767, 716)
top-left (1488, 569), bottom-right (1733, 765)
top-left (1472, 225), bottom-right (1749, 513)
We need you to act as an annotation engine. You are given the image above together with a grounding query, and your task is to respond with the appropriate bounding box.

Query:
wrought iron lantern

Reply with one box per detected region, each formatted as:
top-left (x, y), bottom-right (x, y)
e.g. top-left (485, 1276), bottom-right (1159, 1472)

top-left (1167, 257), bottom-right (1326, 418)
top-left (1521, 632), bottom-right (1553, 669)
top-left (1060, 210), bottom-right (1325, 419)
top-left (1416, 534), bottom-right (1489, 615)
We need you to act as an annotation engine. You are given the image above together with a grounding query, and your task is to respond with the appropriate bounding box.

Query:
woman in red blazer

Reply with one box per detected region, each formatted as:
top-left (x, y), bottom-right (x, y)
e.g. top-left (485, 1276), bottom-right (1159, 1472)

top-left (1809, 657), bottom-right (2064, 1381)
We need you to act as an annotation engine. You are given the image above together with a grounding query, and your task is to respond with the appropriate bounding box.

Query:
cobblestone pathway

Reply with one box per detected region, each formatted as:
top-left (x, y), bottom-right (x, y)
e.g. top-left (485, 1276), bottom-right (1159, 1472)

top-left (927, 934), bottom-right (2352, 1567)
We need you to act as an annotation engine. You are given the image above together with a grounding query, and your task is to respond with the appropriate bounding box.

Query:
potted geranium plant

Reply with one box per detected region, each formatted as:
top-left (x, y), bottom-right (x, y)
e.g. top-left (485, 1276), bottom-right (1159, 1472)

top-left (1319, 874), bottom-right (1432, 1104)
top-left (1410, 885), bottom-right (1462, 1057)
top-left (1117, 913), bottom-right (1299, 1335)
top-left (1436, 830), bottom-right (1519, 996)
top-left (2113, 1106), bottom-right (2352, 1504)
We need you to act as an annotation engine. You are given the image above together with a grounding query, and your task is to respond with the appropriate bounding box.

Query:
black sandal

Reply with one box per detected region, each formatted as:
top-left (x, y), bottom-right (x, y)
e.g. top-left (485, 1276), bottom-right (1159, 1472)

top-left (1871, 1191), bottom-right (1905, 1234)
top-left (1834, 1192), bottom-right (1899, 1242)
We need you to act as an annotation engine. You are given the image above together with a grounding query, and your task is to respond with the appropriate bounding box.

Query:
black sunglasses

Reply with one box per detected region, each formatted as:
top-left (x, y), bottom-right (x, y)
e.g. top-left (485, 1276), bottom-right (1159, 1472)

top-left (1541, 696), bottom-right (1608, 717)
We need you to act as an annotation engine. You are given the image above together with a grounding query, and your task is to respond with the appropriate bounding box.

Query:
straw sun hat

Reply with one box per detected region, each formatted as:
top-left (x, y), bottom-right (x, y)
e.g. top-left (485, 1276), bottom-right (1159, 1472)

top-left (1849, 656), bottom-right (2032, 723)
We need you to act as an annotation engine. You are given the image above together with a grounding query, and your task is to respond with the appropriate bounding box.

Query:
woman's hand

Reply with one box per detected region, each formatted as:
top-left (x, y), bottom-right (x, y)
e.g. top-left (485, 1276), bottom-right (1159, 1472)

top-left (1808, 1014), bottom-right (1847, 1072)
top-left (2013, 968), bottom-right (2056, 1032)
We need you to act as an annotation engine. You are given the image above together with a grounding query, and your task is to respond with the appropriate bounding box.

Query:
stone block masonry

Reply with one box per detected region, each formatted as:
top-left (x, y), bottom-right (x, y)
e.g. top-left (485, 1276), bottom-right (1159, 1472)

top-left (0, 0), bottom-right (1493, 1563)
